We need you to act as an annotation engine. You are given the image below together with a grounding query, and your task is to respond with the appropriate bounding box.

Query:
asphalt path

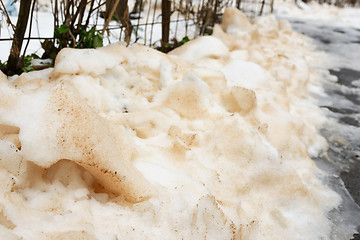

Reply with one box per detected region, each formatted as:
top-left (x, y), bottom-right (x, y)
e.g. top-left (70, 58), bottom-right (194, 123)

top-left (285, 18), bottom-right (360, 240)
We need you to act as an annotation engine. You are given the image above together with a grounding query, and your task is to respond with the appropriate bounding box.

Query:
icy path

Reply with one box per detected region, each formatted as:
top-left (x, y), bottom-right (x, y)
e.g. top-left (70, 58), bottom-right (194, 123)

top-left (285, 18), bottom-right (360, 240)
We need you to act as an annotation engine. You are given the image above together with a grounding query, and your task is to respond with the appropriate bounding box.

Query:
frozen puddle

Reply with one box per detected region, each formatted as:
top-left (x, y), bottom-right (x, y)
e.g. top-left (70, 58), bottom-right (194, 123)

top-left (284, 17), bottom-right (360, 240)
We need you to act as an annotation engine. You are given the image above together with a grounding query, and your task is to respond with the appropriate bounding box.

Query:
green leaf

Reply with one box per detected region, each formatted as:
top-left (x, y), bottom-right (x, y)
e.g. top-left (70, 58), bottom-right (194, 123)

top-left (55, 24), bottom-right (69, 40)
top-left (21, 54), bottom-right (40, 73)
top-left (23, 55), bottom-right (33, 66)
top-left (21, 65), bottom-right (34, 73)
top-left (76, 29), bottom-right (88, 48)
top-left (93, 34), bottom-right (103, 48)
top-left (179, 36), bottom-right (190, 47)
top-left (57, 24), bottom-right (69, 34)
top-left (30, 53), bottom-right (40, 59)
top-left (85, 28), bottom-right (95, 44)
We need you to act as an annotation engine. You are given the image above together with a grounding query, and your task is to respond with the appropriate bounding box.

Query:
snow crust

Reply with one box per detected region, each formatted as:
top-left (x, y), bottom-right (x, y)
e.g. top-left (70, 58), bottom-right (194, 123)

top-left (0, 7), bottom-right (345, 240)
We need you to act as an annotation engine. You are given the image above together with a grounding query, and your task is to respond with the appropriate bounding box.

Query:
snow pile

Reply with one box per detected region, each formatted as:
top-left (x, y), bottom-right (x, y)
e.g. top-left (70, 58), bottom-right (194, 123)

top-left (0, 7), bottom-right (345, 240)
top-left (275, 0), bottom-right (360, 28)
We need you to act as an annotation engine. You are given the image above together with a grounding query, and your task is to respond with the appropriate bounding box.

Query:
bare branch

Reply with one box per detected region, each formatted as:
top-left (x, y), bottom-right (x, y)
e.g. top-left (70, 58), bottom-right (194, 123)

top-left (7, 0), bottom-right (33, 73)
top-left (101, 0), bottom-right (120, 35)
top-left (0, 0), bottom-right (15, 31)
top-left (23, 0), bottom-right (37, 56)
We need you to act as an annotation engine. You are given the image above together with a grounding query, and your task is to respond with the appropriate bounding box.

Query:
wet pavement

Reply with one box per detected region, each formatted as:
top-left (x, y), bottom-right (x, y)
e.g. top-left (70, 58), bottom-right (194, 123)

top-left (285, 18), bottom-right (360, 240)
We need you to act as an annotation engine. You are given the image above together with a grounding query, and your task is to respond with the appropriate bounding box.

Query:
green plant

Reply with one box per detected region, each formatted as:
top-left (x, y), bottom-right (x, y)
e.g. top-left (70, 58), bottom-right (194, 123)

top-left (54, 24), bottom-right (104, 49)
top-left (157, 36), bottom-right (190, 53)
top-left (1, 53), bottom-right (43, 75)
top-left (178, 36), bottom-right (190, 47)
top-left (54, 24), bottom-right (70, 49)
top-left (76, 27), bottom-right (104, 49)
top-left (42, 24), bottom-right (104, 61)
top-left (21, 53), bottom-right (40, 73)
top-left (0, 60), bottom-right (7, 73)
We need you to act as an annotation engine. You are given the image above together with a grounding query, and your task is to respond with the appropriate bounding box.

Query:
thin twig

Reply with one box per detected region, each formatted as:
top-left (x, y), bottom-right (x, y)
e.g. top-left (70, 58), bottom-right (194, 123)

top-left (101, 0), bottom-right (120, 35)
top-left (64, 0), bottom-right (74, 24)
top-left (7, 0), bottom-right (33, 73)
top-left (50, 0), bottom-right (56, 41)
top-left (0, 0), bottom-right (15, 31)
top-left (68, 0), bottom-right (84, 29)
top-left (144, 0), bottom-right (152, 44)
top-left (85, 0), bottom-right (95, 27)
top-left (23, 0), bottom-right (37, 56)
top-left (90, 1), bottom-right (106, 15)
top-left (68, 29), bottom-right (76, 47)
top-left (75, 0), bottom-right (88, 29)
top-left (148, 0), bottom-right (157, 45)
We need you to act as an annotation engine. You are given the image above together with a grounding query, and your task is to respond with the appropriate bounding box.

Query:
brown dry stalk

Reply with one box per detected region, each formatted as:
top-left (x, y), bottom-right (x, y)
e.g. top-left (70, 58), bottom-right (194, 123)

top-left (101, 0), bottom-right (121, 35)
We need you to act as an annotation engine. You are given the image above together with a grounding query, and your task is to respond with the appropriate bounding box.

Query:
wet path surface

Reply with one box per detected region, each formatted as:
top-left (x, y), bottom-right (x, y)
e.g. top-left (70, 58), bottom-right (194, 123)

top-left (286, 18), bottom-right (360, 240)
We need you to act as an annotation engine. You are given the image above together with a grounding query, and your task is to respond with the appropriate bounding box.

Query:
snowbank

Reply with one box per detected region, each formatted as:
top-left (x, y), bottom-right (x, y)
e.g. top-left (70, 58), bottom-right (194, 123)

top-left (275, 0), bottom-right (360, 28)
top-left (0, 7), bottom-right (344, 240)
